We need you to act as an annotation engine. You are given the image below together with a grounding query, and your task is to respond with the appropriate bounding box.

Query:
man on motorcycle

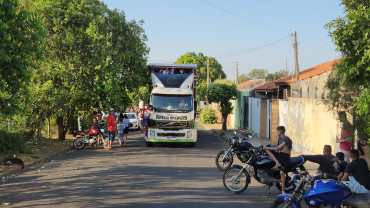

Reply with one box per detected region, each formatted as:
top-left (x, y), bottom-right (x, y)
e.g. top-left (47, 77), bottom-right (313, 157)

top-left (301, 145), bottom-right (339, 179)
top-left (263, 126), bottom-right (292, 194)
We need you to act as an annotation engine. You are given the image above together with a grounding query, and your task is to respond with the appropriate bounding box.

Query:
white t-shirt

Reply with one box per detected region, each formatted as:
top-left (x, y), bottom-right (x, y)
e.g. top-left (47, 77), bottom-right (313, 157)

top-left (123, 119), bottom-right (130, 128)
top-left (144, 110), bottom-right (153, 117)
top-left (163, 70), bottom-right (170, 74)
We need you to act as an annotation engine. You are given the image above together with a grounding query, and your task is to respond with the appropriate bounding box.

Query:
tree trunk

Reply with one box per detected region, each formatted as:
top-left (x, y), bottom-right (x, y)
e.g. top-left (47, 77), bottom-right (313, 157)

top-left (56, 116), bottom-right (66, 141)
top-left (48, 117), bottom-right (50, 138)
top-left (222, 113), bottom-right (227, 131)
top-left (37, 119), bottom-right (44, 139)
top-left (8, 118), bottom-right (11, 133)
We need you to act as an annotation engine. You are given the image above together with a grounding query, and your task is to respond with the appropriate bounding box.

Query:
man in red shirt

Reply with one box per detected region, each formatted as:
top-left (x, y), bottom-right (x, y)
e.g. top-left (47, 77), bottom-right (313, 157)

top-left (106, 109), bottom-right (117, 150)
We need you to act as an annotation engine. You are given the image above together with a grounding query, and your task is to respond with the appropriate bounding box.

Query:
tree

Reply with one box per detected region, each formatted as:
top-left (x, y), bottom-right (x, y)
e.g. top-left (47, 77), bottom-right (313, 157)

top-left (325, 0), bottom-right (369, 135)
top-left (266, 70), bottom-right (289, 82)
top-left (247, 69), bottom-right (269, 80)
top-left (0, 0), bottom-right (45, 116)
top-left (34, 0), bottom-right (148, 140)
top-left (237, 74), bottom-right (249, 84)
top-left (175, 52), bottom-right (226, 101)
top-left (207, 79), bottom-right (238, 130)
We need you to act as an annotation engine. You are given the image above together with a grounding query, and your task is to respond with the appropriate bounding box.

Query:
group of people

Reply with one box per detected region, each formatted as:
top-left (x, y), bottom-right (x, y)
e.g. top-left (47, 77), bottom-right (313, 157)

top-left (264, 126), bottom-right (369, 194)
top-left (154, 68), bottom-right (189, 74)
top-left (138, 104), bottom-right (154, 137)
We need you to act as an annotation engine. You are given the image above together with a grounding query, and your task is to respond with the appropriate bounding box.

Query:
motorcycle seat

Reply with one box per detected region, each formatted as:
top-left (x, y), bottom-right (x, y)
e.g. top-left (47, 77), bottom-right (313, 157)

top-left (342, 193), bottom-right (370, 207)
top-left (290, 156), bottom-right (305, 168)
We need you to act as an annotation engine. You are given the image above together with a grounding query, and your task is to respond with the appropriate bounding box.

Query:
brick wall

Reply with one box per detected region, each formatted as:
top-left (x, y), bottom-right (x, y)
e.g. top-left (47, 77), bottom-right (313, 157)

top-left (259, 100), bottom-right (267, 139)
top-left (270, 100), bottom-right (279, 144)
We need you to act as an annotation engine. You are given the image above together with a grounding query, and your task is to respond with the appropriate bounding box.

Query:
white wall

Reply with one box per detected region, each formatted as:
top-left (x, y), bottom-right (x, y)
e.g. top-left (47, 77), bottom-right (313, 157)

top-left (248, 97), bottom-right (261, 137)
top-left (279, 98), bottom-right (341, 154)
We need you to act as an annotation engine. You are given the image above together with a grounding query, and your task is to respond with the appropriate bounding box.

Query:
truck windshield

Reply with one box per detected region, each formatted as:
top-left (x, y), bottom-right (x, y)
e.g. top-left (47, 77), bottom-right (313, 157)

top-left (152, 94), bottom-right (193, 113)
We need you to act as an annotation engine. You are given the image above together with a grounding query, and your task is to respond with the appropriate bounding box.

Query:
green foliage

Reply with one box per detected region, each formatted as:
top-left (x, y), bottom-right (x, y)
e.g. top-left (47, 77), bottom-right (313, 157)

top-left (0, 0), bottom-right (46, 116)
top-left (200, 107), bottom-right (218, 124)
top-left (0, 130), bottom-right (29, 155)
top-left (266, 70), bottom-right (289, 82)
top-left (175, 52), bottom-right (226, 101)
top-left (30, 0), bottom-right (149, 140)
top-left (247, 69), bottom-right (269, 79)
top-left (325, 0), bottom-right (370, 136)
top-left (128, 86), bottom-right (150, 106)
top-left (207, 79), bottom-right (238, 130)
top-left (237, 74), bottom-right (250, 84)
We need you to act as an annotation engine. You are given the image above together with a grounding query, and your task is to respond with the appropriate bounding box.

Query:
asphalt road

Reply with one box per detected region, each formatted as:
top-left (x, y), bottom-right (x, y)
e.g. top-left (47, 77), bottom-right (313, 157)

top-left (0, 125), bottom-right (298, 208)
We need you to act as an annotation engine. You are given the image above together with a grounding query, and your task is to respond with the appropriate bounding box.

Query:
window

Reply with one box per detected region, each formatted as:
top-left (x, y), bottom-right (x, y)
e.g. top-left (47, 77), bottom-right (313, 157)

top-left (299, 88), bottom-right (302, 98)
top-left (314, 87), bottom-right (318, 99)
top-left (151, 94), bottom-right (193, 113)
top-left (307, 87), bottom-right (310, 98)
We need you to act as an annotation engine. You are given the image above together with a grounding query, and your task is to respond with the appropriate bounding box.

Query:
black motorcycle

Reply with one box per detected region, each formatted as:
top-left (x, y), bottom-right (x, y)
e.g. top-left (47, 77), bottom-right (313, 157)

top-left (215, 132), bottom-right (253, 171)
top-left (223, 146), bottom-right (306, 194)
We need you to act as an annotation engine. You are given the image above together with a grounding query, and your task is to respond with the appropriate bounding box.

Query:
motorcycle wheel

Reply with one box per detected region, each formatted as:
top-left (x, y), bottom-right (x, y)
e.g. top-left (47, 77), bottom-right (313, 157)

top-left (216, 151), bottom-right (233, 171)
top-left (73, 137), bottom-right (86, 150)
top-left (270, 198), bottom-right (294, 208)
top-left (223, 167), bottom-right (249, 194)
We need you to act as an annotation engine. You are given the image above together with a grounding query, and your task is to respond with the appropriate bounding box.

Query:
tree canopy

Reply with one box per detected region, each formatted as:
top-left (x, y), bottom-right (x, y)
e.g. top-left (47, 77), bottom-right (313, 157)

top-left (207, 79), bottom-right (237, 130)
top-left (325, 0), bottom-right (369, 135)
top-left (265, 70), bottom-right (289, 82)
top-left (0, 0), bottom-right (46, 116)
top-left (247, 69), bottom-right (269, 80)
top-left (237, 74), bottom-right (249, 84)
top-left (175, 52), bottom-right (226, 101)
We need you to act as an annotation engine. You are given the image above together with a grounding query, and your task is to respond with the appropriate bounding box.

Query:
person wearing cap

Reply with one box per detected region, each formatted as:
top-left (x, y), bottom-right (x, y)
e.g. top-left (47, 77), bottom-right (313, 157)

top-left (106, 109), bottom-right (117, 150)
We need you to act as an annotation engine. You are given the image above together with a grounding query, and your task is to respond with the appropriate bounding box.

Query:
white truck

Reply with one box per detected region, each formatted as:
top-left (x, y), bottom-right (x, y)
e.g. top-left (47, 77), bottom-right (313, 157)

top-left (146, 64), bottom-right (197, 147)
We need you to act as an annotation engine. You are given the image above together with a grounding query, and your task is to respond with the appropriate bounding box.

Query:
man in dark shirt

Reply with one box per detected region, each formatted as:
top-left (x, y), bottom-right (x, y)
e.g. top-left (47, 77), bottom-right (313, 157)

top-left (336, 152), bottom-right (348, 181)
top-left (302, 145), bottom-right (339, 178)
top-left (263, 126), bottom-right (292, 194)
top-left (341, 149), bottom-right (370, 193)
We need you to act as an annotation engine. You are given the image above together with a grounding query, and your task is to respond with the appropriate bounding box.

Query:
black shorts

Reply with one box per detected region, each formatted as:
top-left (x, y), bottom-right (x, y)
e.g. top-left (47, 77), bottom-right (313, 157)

top-left (271, 151), bottom-right (290, 172)
top-left (124, 127), bottom-right (129, 134)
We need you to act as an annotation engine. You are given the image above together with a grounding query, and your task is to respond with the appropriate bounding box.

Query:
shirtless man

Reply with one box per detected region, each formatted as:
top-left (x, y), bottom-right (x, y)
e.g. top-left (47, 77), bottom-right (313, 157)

top-left (262, 126), bottom-right (292, 194)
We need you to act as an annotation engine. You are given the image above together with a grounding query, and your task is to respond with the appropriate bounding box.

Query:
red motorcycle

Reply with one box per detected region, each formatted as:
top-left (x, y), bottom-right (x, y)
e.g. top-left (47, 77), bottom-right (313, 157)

top-left (73, 128), bottom-right (107, 150)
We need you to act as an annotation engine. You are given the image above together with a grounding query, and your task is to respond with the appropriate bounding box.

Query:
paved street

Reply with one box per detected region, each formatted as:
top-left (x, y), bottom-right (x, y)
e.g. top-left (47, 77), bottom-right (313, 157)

top-left (0, 125), bottom-right (310, 208)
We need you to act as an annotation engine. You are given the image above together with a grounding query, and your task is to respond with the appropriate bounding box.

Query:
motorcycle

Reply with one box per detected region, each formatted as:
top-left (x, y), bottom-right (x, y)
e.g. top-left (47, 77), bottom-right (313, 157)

top-left (271, 171), bottom-right (369, 208)
top-left (215, 132), bottom-right (253, 171)
top-left (223, 146), bottom-right (306, 194)
top-left (73, 126), bottom-right (107, 150)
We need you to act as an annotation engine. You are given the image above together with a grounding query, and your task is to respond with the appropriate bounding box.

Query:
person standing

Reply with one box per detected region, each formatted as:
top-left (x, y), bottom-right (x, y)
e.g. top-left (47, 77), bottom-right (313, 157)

top-left (336, 112), bottom-right (354, 162)
top-left (106, 109), bottom-right (117, 150)
top-left (122, 114), bottom-right (131, 145)
top-left (263, 126), bottom-right (292, 194)
top-left (143, 105), bottom-right (154, 137)
top-left (138, 109), bottom-right (144, 132)
top-left (117, 118), bottom-right (125, 146)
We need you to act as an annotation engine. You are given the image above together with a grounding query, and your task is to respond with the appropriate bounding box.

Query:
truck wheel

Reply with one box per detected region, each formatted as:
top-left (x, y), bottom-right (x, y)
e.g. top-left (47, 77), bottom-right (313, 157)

top-left (146, 141), bottom-right (153, 147)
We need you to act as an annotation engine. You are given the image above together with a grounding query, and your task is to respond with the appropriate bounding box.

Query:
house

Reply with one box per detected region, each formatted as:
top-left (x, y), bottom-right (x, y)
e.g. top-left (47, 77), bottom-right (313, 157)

top-left (248, 59), bottom-right (343, 154)
top-left (229, 79), bottom-right (266, 129)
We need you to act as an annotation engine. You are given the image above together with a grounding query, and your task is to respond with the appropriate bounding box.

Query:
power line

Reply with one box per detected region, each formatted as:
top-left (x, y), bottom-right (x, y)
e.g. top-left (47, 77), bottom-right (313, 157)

top-left (201, 0), bottom-right (290, 35)
top-left (300, 41), bottom-right (336, 51)
top-left (215, 35), bottom-right (291, 59)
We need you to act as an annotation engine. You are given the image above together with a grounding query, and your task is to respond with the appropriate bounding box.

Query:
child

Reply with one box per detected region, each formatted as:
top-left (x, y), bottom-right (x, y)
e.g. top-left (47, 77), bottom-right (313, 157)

top-left (117, 118), bottom-right (125, 146)
top-left (336, 152), bottom-right (348, 181)
top-left (122, 114), bottom-right (131, 145)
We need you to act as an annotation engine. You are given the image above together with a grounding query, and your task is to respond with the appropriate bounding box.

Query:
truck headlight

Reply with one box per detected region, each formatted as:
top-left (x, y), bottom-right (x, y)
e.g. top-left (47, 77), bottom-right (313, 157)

top-left (187, 130), bottom-right (192, 138)
top-left (150, 130), bottom-right (155, 137)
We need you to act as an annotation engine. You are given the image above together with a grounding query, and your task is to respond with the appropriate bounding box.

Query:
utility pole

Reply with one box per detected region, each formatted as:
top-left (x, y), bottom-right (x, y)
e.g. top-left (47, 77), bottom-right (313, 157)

top-left (219, 74), bottom-right (221, 80)
top-left (206, 57), bottom-right (210, 87)
top-left (293, 31), bottom-right (299, 82)
top-left (235, 61), bottom-right (238, 85)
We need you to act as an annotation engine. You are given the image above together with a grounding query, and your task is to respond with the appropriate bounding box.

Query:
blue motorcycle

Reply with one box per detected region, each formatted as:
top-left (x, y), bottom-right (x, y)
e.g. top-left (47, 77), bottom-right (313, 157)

top-left (270, 171), bottom-right (368, 208)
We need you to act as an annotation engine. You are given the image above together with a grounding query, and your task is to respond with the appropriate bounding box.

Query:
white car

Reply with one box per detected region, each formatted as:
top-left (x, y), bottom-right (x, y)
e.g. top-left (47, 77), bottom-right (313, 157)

top-left (125, 113), bottom-right (141, 130)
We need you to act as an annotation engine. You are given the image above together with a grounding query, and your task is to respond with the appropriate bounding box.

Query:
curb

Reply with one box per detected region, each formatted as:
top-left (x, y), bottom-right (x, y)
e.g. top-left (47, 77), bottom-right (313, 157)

top-left (1, 145), bottom-right (74, 182)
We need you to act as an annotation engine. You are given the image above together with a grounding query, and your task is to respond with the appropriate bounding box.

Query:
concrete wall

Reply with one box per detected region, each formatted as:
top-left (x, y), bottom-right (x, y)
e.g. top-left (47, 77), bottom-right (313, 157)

top-left (291, 71), bottom-right (330, 99)
top-left (279, 98), bottom-right (341, 154)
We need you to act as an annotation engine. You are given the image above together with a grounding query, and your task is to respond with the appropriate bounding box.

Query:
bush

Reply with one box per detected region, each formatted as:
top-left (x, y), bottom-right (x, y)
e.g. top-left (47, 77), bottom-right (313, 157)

top-left (200, 107), bottom-right (218, 124)
top-left (0, 130), bottom-right (29, 155)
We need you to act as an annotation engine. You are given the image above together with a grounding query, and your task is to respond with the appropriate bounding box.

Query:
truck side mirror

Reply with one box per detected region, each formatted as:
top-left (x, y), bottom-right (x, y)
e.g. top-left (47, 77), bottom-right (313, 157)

top-left (194, 99), bottom-right (197, 116)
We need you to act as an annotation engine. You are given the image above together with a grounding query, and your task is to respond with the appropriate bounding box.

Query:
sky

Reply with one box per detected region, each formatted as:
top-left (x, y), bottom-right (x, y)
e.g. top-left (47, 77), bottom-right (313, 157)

top-left (102, 0), bottom-right (344, 81)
